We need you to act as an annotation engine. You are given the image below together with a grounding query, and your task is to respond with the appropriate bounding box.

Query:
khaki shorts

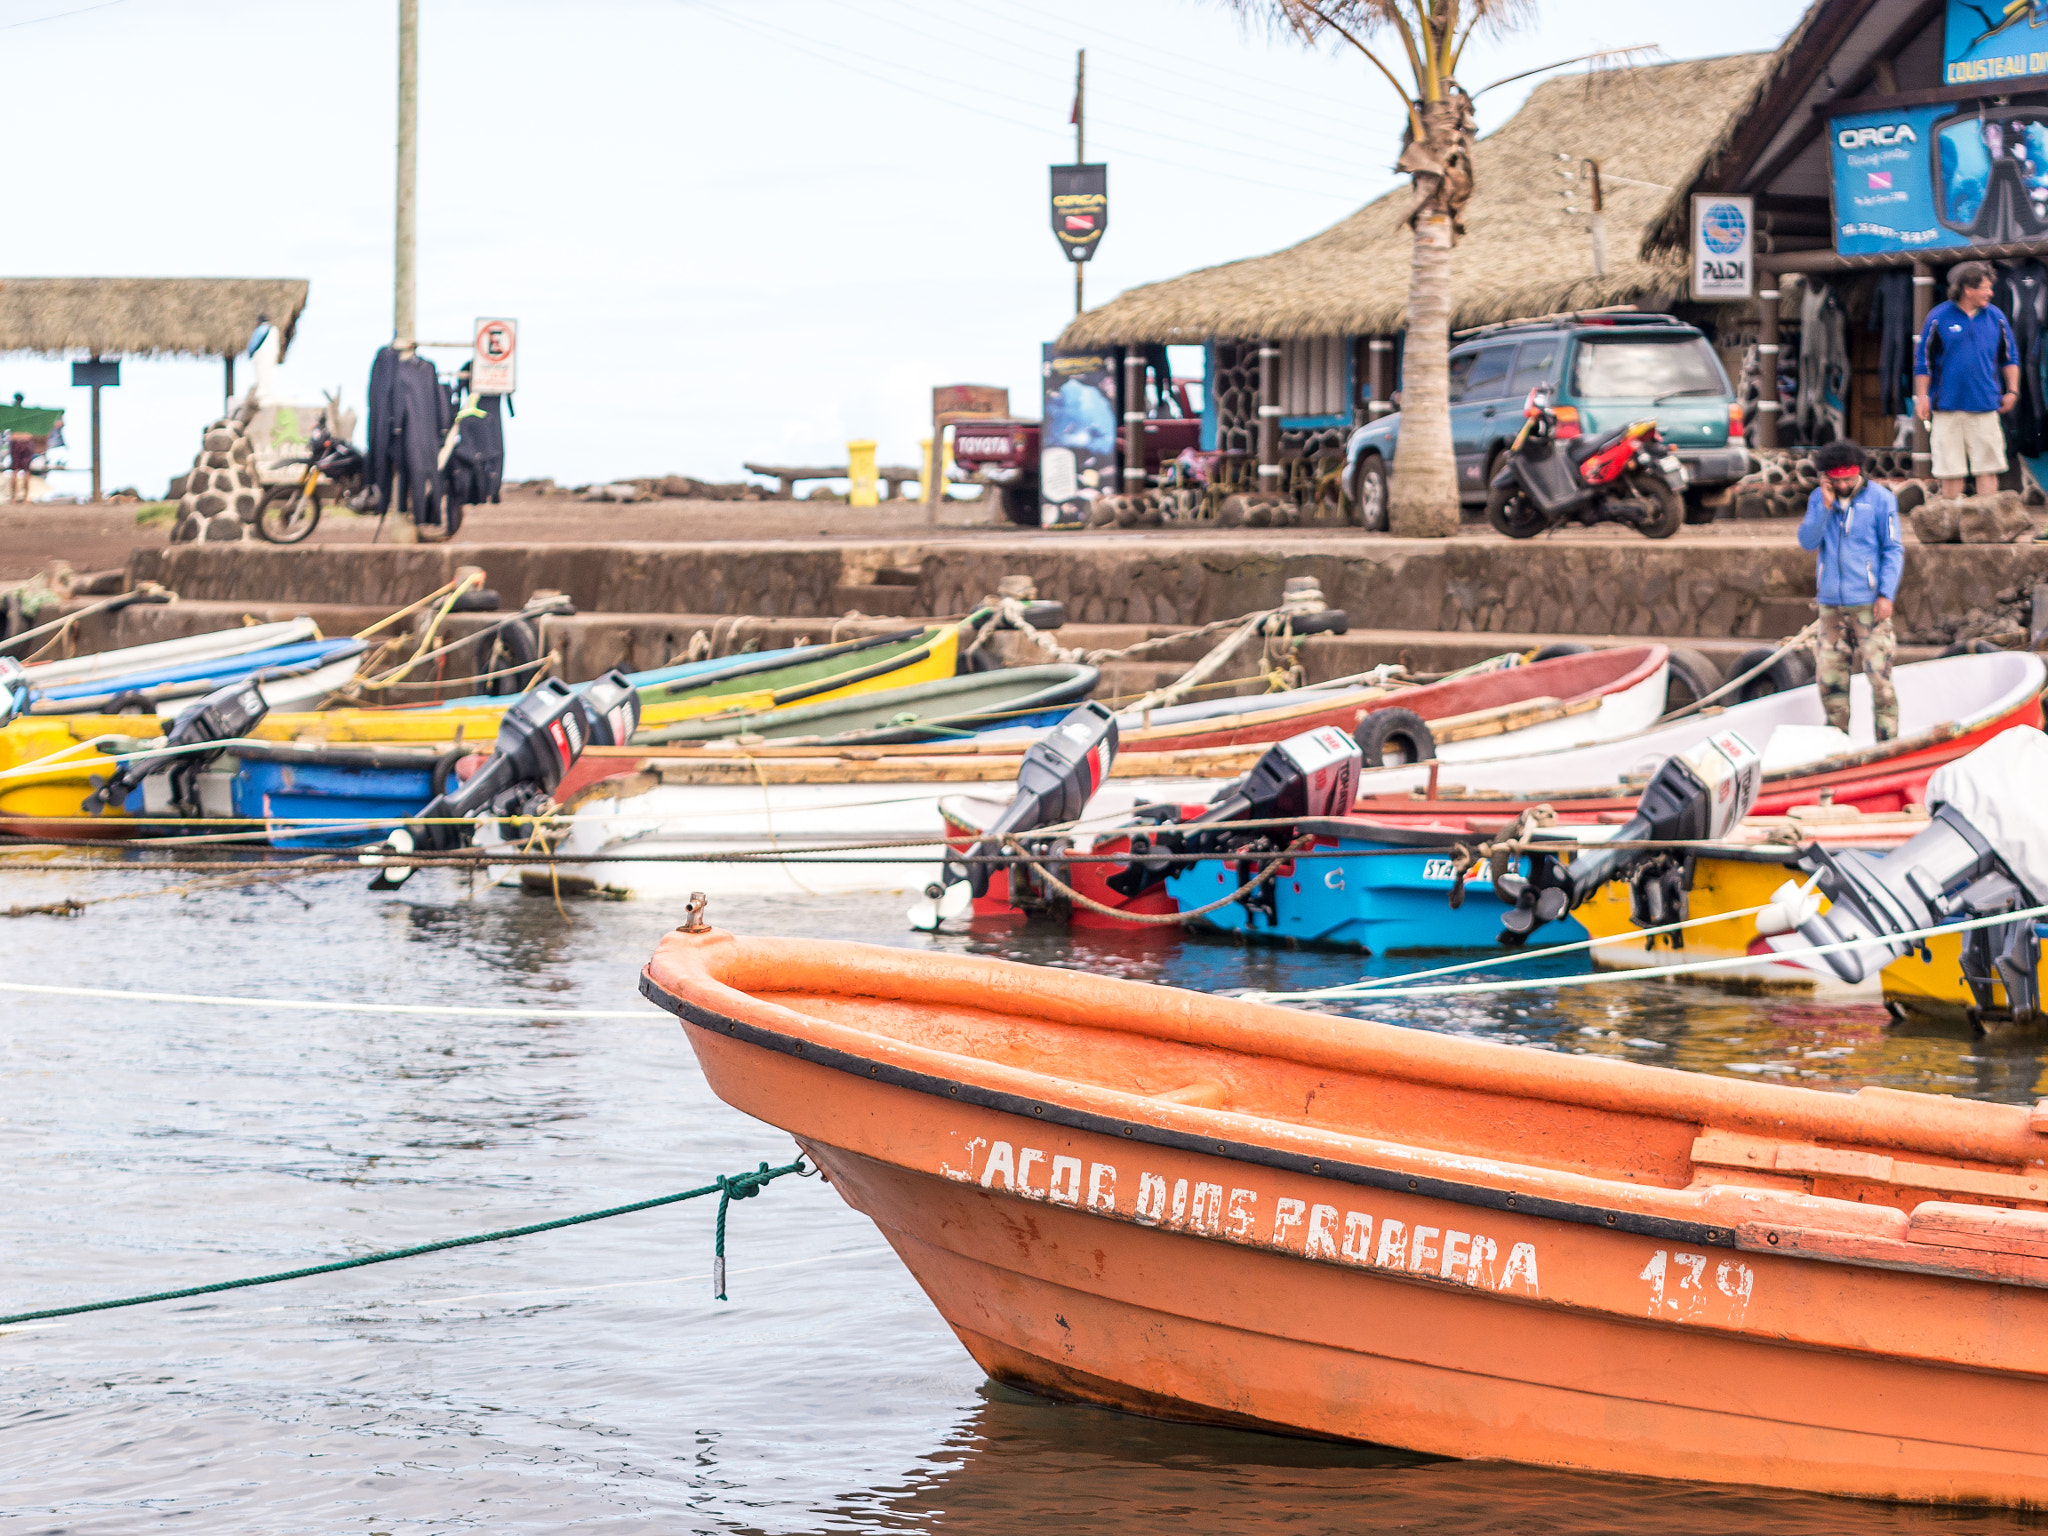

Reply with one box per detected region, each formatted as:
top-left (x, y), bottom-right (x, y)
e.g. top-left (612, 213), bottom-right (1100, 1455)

top-left (1930, 410), bottom-right (2008, 478)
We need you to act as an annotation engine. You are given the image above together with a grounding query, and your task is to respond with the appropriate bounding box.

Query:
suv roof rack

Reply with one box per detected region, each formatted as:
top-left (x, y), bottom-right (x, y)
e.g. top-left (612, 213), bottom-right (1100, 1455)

top-left (1451, 305), bottom-right (1686, 341)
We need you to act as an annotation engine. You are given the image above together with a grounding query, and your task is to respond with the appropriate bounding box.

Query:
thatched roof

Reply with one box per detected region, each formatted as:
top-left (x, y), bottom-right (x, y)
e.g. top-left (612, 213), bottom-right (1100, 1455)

top-left (1060, 53), bottom-right (1773, 347)
top-left (0, 278), bottom-right (310, 359)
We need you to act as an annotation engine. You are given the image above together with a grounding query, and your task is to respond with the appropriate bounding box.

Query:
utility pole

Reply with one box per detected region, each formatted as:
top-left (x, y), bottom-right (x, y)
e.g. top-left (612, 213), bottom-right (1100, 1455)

top-left (1583, 158), bottom-right (1609, 276)
top-left (395, 0), bottom-right (418, 345)
top-left (1074, 48), bottom-right (1085, 316)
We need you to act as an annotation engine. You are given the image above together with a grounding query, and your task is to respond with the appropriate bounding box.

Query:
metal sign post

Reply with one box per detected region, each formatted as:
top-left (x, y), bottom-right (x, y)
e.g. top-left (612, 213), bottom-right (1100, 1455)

top-left (71, 356), bottom-right (119, 502)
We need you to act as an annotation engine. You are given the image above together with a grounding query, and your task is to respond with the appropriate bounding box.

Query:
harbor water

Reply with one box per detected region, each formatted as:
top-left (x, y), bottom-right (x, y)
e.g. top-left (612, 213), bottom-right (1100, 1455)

top-left (5, 863), bottom-right (2047, 1533)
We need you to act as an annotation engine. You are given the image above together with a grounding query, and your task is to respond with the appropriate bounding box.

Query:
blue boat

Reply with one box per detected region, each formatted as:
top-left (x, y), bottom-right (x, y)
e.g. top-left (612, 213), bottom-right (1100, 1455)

top-left (30, 638), bottom-right (368, 714)
top-left (225, 742), bottom-right (457, 849)
top-left (1166, 818), bottom-right (1590, 953)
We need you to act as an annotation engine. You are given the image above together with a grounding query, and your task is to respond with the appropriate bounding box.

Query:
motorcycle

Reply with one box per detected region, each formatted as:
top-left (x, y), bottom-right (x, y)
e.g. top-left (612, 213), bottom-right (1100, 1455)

top-left (1484, 386), bottom-right (1687, 540)
top-left (255, 421), bottom-right (365, 545)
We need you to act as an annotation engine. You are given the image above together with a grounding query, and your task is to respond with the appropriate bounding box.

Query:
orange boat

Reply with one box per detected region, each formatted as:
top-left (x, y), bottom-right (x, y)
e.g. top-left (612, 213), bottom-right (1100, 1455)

top-left (643, 925), bottom-right (2048, 1507)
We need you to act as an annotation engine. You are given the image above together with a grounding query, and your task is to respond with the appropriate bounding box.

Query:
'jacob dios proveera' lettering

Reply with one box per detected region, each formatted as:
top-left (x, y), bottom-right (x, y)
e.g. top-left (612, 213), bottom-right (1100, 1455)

top-left (943, 1137), bottom-right (1540, 1297)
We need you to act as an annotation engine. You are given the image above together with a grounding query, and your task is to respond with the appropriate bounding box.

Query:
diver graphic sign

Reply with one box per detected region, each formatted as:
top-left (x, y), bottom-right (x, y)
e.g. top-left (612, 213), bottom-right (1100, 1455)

top-left (1830, 102), bottom-right (1998, 255)
top-left (1946, 0), bottom-right (2048, 86)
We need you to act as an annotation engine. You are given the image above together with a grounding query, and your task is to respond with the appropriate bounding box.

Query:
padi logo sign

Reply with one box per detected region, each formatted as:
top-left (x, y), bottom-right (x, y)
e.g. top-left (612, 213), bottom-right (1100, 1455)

top-left (1836, 122), bottom-right (1918, 150)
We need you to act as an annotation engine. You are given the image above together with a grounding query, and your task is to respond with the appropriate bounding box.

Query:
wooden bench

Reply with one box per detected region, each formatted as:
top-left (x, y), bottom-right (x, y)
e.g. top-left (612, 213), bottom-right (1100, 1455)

top-left (742, 462), bottom-right (924, 501)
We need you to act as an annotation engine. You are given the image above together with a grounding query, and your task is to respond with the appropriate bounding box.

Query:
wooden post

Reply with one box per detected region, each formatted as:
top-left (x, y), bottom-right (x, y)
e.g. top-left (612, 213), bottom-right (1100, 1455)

top-left (1073, 48), bottom-right (1085, 316)
top-left (1754, 280), bottom-right (1779, 451)
top-left (1911, 259), bottom-right (1936, 476)
top-left (223, 354), bottom-right (235, 409)
top-left (395, 0), bottom-right (418, 343)
top-left (89, 353), bottom-right (103, 504)
top-left (1122, 349), bottom-right (1146, 496)
top-left (1367, 336), bottom-right (1394, 420)
top-left (1257, 343), bottom-right (1281, 494)
top-left (924, 411), bottom-right (945, 522)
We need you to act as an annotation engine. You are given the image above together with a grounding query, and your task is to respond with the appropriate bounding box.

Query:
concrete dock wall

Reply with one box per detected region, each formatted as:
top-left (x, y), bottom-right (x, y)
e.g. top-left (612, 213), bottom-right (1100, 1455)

top-left (129, 534), bottom-right (2048, 642)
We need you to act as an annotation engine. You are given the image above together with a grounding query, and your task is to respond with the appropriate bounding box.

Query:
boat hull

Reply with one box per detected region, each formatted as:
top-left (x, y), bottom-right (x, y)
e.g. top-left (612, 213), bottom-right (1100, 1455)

top-left (647, 948), bottom-right (2048, 1507)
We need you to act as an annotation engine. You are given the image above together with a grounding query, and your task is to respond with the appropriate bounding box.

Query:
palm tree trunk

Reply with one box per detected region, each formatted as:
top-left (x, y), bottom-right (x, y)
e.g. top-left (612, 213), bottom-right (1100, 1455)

top-left (1390, 208), bottom-right (1457, 536)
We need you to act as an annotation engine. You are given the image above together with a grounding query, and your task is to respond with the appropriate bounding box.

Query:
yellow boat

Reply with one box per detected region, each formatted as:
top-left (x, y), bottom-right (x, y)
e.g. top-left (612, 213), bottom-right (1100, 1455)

top-left (1572, 818), bottom-right (2047, 1027)
top-left (0, 620), bottom-right (965, 833)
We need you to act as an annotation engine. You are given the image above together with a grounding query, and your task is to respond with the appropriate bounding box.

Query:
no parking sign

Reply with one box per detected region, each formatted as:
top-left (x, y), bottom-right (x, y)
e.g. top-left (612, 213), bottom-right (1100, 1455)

top-left (472, 317), bottom-right (517, 394)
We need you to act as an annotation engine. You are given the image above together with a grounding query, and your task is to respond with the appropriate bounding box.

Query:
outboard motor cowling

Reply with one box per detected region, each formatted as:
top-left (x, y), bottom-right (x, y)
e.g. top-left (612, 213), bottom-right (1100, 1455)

top-left (1107, 725), bottom-right (1364, 899)
top-left (369, 674), bottom-right (626, 890)
top-left (908, 701), bottom-right (1118, 929)
top-left (1783, 729), bottom-right (2048, 1016)
top-left (1495, 730), bottom-right (1762, 939)
top-left (81, 677), bottom-right (269, 816)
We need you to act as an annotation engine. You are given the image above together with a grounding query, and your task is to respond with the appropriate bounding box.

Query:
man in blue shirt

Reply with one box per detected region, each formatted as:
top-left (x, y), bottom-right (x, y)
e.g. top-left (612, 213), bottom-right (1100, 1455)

top-left (1913, 260), bottom-right (2020, 498)
top-left (1798, 441), bottom-right (1905, 741)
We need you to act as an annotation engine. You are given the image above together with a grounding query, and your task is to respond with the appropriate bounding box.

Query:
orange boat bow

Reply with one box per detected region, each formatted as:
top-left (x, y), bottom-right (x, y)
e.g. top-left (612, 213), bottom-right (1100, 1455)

top-left (643, 929), bottom-right (2048, 1507)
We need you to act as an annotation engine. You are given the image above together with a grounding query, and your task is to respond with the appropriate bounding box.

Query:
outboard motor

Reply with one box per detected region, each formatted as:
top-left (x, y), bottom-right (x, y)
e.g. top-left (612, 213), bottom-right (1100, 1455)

top-left (1106, 725), bottom-right (1364, 900)
top-left (1774, 728), bottom-right (2048, 1018)
top-left (908, 701), bottom-right (1118, 929)
top-left (368, 671), bottom-right (637, 890)
top-left (1494, 730), bottom-right (1762, 940)
top-left (0, 657), bottom-right (25, 727)
top-left (80, 677), bottom-right (269, 816)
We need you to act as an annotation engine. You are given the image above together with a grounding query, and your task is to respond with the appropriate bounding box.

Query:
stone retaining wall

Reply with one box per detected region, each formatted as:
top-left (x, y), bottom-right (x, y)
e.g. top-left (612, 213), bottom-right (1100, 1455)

top-left (127, 535), bottom-right (2048, 643)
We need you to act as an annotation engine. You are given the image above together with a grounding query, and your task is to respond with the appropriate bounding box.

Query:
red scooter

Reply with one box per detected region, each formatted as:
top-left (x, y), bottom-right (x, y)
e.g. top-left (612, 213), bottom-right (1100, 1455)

top-left (1485, 385), bottom-right (1687, 539)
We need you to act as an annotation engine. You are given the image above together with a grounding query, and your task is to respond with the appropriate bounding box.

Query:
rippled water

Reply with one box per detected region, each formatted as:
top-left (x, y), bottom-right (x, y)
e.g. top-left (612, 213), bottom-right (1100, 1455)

top-left (4, 859), bottom-right (2046, 1533)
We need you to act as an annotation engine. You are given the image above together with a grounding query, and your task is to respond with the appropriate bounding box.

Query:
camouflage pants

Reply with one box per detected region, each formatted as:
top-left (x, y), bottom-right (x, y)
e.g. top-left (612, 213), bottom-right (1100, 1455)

top-left (1817, 603), bottom-right (1898, 740)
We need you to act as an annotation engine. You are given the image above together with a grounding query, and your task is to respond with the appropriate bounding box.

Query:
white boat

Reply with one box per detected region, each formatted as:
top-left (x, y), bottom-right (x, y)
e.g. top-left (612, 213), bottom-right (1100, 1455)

top-left (19, 618), bottom-right (319, 687)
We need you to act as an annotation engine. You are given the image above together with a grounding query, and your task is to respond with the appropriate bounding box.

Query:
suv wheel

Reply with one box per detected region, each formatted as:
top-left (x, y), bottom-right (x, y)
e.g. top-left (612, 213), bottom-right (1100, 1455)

top-left (1349, 455), bottom-right (1388, 531)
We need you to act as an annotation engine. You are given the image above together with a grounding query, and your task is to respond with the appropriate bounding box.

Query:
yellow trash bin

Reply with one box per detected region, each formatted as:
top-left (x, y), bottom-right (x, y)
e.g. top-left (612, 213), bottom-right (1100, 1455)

top-left (847, 440), bottom-right (878, 507)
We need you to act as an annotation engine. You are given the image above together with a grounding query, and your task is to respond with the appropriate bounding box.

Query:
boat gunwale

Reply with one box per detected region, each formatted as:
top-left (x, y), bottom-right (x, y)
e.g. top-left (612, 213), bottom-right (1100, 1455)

top-left (640, 933), bottom-right (2048, 1283)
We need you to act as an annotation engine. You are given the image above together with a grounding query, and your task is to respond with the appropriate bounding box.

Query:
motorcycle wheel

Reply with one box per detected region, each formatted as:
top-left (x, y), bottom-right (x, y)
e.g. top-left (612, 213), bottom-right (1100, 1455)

top-left (256, 484), bottom-right (321, 544)
top-left (1632, 475), bottom-right (1685, 539)
top-left (1484, 484), bottom-right (1546, 539)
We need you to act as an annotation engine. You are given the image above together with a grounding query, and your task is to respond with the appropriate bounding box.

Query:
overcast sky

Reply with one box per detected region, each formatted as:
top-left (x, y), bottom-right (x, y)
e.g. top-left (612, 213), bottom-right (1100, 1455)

top-left (2, 0), bottom-right (1797, 497)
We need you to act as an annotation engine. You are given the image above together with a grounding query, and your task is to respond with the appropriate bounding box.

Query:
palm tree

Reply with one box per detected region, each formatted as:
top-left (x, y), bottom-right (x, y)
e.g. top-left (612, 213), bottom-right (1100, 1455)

top-left (1226, 0), bottom-right (1527, 537)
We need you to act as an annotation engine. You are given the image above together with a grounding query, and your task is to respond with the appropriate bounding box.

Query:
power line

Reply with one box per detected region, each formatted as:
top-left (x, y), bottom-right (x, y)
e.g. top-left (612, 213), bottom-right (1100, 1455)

top-left (694, 4), bottom-right (1361, 203)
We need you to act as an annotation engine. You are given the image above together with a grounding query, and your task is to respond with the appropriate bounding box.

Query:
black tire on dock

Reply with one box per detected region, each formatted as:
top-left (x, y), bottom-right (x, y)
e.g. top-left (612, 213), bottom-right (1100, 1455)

top-left (1353, 707), bottom-right (1436, 767)
top-left (1728, 644), bottom-right (1816, 702)
top-left (480, 618), bottom-right (542, 696)
top-left (1530, 642), bottom-right (1592, 662)
top-left (1940, 639), bottom-right (2003, 657)
top-left (1662, 645), bottom-right (1724, 713)
top-left (1894, 481), bottom-right (1927, 516)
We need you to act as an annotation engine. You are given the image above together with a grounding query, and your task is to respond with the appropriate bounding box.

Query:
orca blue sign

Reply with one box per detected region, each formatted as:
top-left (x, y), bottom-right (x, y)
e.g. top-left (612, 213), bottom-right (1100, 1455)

top-left (1945, 0), bottom-right (2048, 86)
top-left (1829, 101), bottom-right (2022, 254)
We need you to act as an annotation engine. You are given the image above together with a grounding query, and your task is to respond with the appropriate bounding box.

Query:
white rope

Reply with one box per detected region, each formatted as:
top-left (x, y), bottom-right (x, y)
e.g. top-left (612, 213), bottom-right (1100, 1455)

top-left (1247, 898), bottom-right (2048, 1003)
top-left (0, 978), bottom-right (660, 1019)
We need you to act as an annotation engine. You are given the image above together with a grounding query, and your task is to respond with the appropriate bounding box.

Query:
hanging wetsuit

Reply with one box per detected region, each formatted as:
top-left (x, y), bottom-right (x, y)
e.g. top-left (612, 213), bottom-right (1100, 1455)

top-left (1867, 268), bottom-right (1914, 418)
top-left (365, 345), bottom-right (450, 528)
top-left (445, 394), bottom-right (505, 516)
top-left (1797, 281), bottom-right (1849, 446)
top-left (1995, 259), bottom-right (2048, 457)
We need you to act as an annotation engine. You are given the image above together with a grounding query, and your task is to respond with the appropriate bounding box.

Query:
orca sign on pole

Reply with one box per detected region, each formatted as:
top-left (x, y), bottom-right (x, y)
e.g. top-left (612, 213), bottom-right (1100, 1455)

top-left (1050, 164), bottom-right (1108, 262)
top-left (472, 317), bottom-right (517, 394)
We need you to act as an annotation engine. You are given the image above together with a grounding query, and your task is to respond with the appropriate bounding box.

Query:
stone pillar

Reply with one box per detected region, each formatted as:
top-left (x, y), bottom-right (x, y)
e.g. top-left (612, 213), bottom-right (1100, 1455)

top-left (1367, 336), bottom-right (1394, 420)
top-left (1912, 259), bottom-right (1936, 477)
top-left (1754, 280), bottom-right (1780, 451)
top-left (1122, 349), bottom-right (1147, 494)
top-left (170, 413), bottom-right (262, 543)
top-left (1257, 343), bottom-right (1281, 494)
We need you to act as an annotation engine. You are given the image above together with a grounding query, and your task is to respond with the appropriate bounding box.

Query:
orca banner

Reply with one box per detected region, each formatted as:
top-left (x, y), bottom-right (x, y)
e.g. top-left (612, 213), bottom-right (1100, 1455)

top-left (1050, 164), bottom-right (1108, 262)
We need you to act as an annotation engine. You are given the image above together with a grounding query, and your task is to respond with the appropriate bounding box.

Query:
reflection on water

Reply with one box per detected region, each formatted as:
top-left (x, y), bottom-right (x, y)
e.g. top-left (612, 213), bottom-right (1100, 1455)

top-left (3, 864), bottom-right (2046, 1532)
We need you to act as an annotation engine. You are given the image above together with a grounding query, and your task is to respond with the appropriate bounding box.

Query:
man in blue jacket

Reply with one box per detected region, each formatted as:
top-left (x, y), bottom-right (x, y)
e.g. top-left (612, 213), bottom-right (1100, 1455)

top-left (1798, 441), bottom-right (1904, 741)
top-left (1913, 260), bottom-right (2019, 498)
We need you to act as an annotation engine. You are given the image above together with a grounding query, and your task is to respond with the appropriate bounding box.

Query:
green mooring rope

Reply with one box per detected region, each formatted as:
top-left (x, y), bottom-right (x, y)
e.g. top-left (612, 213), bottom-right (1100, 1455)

top-left (0, 1157), bottom-right (807, 1328)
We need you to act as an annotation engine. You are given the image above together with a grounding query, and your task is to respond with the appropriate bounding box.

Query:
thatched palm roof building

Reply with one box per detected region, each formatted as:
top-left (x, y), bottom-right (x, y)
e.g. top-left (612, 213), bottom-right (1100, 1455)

top-left (1062, 54), bottom-right (1770, 351)
top-left (0, 278), bottom-right (309, 360)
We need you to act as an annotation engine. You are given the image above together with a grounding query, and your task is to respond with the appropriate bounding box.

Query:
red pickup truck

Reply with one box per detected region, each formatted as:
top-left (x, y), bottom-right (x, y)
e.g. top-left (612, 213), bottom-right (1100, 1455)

top-left (952, 396), bottom-right (1204, 525)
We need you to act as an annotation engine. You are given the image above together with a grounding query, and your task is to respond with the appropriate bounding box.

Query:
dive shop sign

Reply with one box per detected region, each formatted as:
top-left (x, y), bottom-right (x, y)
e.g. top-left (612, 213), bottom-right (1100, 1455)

top-left (1050, 163), bottom-right (1108, 262)
top-left (1690, 194), bottom-right (1754, 300)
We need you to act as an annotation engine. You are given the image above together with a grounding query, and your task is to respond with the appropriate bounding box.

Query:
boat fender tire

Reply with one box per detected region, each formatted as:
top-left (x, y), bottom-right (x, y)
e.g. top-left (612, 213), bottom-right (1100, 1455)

top-left (480, 617), bottom-right (542, 696)
top-left (1729, 644), bottom-right (1816, 702)
top-left (994, 600), bottom-right (1065, 632)
top-left (1940, 639), bottom-right (2004, 657)
top-left (1894, 481), bottom-right (1927, 516)
top-left (1352, 706), bottom-right (1435, 767)
top-left (429, 744), bottom-right (467, 797)
top-left (1662, 645), bottom-right (1724, 713)
top-left (962, 645), bottom-right (1003, 674)
top-left (449, 588), bottom-right (501, 613)
top-left (1279, 608), bottom-right (1349, 636)
top-left (1530, 642), bottom-right (1592, 662)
